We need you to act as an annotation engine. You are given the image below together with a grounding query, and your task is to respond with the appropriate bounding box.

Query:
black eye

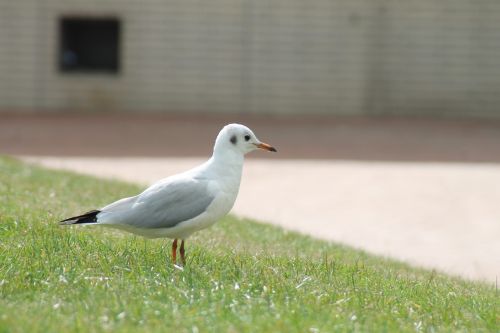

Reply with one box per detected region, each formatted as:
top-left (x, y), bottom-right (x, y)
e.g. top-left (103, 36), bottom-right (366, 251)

top-left (244, 135), bottom-right (251, 141)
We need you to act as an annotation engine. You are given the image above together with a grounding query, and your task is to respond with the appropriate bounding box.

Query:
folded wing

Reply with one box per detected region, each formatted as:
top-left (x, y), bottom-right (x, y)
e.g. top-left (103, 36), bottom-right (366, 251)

top-left (100, 176), bottom-right (215, 229)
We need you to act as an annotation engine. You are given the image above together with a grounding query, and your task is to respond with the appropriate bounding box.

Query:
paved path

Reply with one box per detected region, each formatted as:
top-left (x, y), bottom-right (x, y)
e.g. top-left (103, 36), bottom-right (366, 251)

top-left (3, 112), bottom-right (500, 162)
top-left (22, 156), bottom-right (500, 283)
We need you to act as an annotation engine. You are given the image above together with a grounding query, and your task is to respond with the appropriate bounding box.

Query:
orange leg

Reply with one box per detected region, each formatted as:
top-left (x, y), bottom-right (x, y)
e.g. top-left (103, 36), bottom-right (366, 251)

top-left (172, 239), bottom-right (178, 264)
top-left (180, 239), bottom-right (186, 265)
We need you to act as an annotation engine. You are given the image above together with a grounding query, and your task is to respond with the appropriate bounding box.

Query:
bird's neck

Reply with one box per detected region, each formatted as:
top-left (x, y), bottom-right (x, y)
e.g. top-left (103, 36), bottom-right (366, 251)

top-left (210, 149), bottom-right (244, 169)
top-left (208, 150), bottom-right (244, 181)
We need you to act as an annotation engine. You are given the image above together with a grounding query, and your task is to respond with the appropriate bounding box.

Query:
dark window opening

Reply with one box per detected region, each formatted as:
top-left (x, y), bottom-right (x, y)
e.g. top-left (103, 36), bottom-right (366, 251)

top-left (59, 17), bottom-right (121, 73)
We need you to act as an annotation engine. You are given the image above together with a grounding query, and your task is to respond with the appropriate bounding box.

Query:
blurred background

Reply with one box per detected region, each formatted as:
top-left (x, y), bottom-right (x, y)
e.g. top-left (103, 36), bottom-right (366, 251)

top-left (1, 1), bottom-right (500, 282)
top-left (1, 1), bottom-right (500, 117)
top-left (2, 1), bottom-right (500, 159)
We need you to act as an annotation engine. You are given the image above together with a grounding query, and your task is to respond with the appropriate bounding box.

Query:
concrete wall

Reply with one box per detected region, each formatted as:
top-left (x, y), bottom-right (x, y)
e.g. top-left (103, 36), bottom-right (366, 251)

top-left (365, 1), bottom-right (500, 118)
top-left (0, 1), bottom-right (499, 117)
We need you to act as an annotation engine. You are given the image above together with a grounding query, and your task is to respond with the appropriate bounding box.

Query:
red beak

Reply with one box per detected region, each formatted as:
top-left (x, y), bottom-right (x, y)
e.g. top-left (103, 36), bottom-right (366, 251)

top-left (255, 142), bottom-right (277, 152)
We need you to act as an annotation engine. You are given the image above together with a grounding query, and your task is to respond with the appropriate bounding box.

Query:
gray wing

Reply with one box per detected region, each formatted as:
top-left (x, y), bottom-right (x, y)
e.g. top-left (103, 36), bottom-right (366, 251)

top-left (101, 195), bottom-right (138, 212)
top-left (106, 177), bottom-right (215, 229)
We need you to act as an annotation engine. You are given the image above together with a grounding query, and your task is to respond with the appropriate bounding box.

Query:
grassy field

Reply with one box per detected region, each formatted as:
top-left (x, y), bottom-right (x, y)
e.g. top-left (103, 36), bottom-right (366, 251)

top-left (0, 156), bottom-right (498, 332)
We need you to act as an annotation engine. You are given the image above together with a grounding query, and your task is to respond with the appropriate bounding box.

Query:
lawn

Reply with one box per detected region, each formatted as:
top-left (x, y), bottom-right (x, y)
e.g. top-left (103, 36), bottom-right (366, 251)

top-left (0, 156), bottom-right (498, 332)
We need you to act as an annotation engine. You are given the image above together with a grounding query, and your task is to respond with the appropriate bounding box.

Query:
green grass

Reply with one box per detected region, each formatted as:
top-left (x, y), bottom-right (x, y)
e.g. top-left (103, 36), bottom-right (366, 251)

top-left (0, 156), bottom-right (498, 332)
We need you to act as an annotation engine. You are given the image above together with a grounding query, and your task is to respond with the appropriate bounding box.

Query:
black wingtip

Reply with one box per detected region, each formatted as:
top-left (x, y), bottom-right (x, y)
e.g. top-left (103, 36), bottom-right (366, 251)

top-left (59, 210), bottom-right (101, 225)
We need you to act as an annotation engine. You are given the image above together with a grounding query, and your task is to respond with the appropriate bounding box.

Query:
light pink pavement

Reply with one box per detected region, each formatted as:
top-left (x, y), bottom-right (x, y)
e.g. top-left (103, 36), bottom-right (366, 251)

top-left (22, 156), bottom-right (500, 283)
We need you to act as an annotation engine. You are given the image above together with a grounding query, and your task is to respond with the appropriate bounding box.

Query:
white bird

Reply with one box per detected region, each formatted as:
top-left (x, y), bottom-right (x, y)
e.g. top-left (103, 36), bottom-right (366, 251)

top-left (59, 123), bottom-right (277, 265)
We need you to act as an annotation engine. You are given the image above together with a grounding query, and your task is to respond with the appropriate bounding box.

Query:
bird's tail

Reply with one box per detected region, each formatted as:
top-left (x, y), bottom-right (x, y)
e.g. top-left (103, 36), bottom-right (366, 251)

top-left (59, 210), bottom-right (101, 225)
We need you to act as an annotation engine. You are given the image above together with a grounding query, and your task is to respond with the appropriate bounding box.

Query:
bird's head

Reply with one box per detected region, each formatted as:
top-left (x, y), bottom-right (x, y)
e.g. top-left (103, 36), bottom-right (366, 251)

top-left (214, 123), bottom-right (277, 156)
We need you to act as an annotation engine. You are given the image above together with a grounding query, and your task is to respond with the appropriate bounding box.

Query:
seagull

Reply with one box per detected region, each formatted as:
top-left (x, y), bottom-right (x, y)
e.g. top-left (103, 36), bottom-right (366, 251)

top-left (59, 123), bottom-right (277, 265)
